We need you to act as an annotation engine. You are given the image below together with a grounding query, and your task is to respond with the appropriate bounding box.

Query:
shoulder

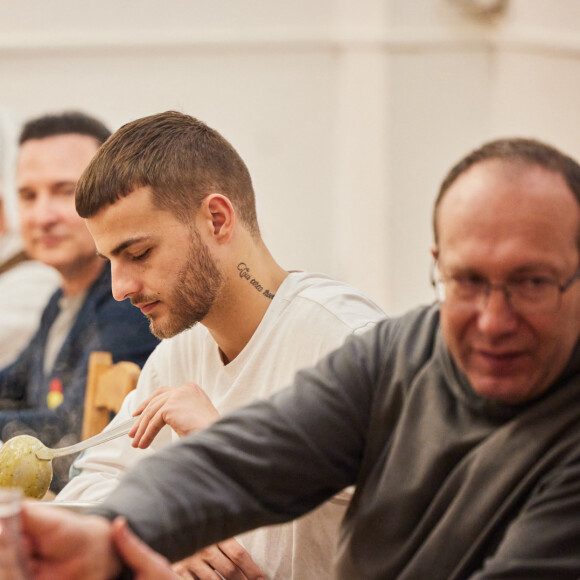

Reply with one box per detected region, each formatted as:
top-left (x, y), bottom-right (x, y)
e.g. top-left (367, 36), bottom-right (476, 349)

top-left (278, 271), bottom-right (386, 332)
top-left (376, 302), bottom-right (441, 346)
top-left (1, 259), bottom-right (59, 285)
top-left (346, 303), bottom-right (442, 373)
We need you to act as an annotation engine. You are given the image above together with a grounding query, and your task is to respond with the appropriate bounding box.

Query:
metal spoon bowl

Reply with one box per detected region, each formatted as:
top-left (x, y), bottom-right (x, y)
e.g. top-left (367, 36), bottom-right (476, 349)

top-left (0, 416), bottom-right (139, 499)
top-left (0, 435), bottom-right (53, 499)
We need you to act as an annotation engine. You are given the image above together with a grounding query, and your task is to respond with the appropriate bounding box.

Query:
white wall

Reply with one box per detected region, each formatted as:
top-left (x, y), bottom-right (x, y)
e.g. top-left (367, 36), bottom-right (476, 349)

top-left (1, 0), bottom-right (580, 315)
top-left (384, 0), bottom-right (580, 313)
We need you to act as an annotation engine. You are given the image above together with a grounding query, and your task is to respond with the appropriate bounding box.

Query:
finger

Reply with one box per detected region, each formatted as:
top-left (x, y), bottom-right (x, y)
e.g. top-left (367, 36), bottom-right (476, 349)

top-left (131, 397), bottom-right (166, 446)
top-left (132, 399), bottom-right (150, 417)
top-left (129, 414), bottom-right (143, 438)
top-left (132, 391), bottom-right (160, 416)
top-left (177, 547), bottom-right (246, 580)
top-left (135, 410), bottom-right (168, 449)
top-left (172, 562), bottom-right (196, 579)
top-left (132, 386), bottom-right (172, 417)
top-left (218, 538), bottom-right (265, 579)
top-left (129, 399), bottom-right (165, 442)
top-left (111, 517), bottom-right (173, 575)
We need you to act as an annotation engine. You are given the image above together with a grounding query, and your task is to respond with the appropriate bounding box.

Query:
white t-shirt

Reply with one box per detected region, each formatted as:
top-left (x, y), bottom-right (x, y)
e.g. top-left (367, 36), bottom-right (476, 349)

top-left (43, 291), bottom-right (87, 374)
top-left (57, 271), bottom-right (385, 579)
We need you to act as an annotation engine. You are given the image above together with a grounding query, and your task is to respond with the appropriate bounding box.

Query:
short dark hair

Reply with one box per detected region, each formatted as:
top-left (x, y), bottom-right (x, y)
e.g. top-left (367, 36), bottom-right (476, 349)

top-left (433, 137), bottom-right (580, 249)
top-left (19, 111), bottom-right (111, 146)
top-left (75, 111), bottom-right (260, 236)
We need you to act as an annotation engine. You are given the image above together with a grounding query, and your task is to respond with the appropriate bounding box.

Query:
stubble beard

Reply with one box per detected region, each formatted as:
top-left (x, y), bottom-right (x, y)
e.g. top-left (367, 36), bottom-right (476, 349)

top-left (148, 229), bottom-right (223, 340)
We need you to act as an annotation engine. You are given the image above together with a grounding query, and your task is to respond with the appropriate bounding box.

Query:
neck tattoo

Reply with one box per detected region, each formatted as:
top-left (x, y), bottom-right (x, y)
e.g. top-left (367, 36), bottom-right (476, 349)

top-left (237, 262), bottom-right (275, 300)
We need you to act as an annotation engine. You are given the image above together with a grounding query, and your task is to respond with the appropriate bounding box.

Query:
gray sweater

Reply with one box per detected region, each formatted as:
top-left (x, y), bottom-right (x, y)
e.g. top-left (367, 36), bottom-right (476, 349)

top-left (94, 305), bottom-right (580, 579)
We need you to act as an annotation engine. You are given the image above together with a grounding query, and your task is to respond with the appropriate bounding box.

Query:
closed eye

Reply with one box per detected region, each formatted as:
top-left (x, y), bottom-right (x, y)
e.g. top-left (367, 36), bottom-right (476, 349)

top-left (131, 248), bottom-right (151, 262)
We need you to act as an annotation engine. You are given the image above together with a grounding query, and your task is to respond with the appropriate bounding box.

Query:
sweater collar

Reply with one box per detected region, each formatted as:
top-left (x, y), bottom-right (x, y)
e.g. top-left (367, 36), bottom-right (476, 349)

top-left (435, 317), bottom-right (580, 421)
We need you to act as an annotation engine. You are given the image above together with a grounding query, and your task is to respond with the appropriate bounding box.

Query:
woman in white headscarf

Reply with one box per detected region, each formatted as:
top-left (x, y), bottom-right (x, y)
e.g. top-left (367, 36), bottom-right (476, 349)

top-left (0, 106), bottom-right (59, 368)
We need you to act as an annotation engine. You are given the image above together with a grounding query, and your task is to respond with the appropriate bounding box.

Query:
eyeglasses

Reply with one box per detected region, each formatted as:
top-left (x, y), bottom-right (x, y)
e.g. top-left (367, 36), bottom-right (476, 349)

top-left (431, 263), bottom-right (580, 314)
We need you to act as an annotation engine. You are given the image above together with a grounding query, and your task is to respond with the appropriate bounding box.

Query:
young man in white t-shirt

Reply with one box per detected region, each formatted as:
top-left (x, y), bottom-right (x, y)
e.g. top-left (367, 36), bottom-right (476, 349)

top-left (57, 111), bottom-right (385, 580)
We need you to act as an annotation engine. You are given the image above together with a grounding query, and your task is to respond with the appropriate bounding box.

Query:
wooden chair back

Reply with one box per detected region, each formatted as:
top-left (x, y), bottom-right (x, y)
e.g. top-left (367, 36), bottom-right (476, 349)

top-left (82, 351), bottom-right (141, 440)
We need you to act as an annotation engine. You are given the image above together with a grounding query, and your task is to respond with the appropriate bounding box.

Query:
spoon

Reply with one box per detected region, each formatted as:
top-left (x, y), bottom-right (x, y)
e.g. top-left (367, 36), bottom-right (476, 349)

top-left (0, 416), bottom-right (139, 499)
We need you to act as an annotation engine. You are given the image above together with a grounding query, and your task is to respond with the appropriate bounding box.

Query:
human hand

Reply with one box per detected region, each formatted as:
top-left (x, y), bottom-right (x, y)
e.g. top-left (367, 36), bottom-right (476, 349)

top-left (21, 502), bottom-right (121, 580)
top-left (130, 382), bottom-right (221, 448)
top-left (111, 516), bottom-right (180, 579)
top-left (172, 538), bottom-right (266, 580)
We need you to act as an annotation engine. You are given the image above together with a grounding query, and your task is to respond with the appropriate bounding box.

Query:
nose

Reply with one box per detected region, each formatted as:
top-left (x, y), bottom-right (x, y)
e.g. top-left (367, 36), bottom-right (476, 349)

top-left (25, 195), bottom-right (59, 228)
top-left (476, 287), bottom-right (519, 336)
top-left (110, 262), bottom-right (141, 302)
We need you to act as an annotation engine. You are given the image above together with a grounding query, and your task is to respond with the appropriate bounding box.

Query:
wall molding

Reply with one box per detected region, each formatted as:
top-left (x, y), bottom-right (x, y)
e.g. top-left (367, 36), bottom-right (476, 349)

top-left (1, 26), bottom-right (580, 59)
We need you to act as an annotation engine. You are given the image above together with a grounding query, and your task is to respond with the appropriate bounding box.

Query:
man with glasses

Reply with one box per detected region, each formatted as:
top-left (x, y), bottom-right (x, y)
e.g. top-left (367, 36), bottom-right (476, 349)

top-left (21, 137), bottom-right (580, 579)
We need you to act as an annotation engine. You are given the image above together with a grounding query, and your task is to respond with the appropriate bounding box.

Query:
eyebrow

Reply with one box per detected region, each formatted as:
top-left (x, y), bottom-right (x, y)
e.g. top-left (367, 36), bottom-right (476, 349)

top-left (445, 263), bottom-right (560, 278)
top-left (18, 181), bottom-right (77, 194)
top-left (53, 181), bottom-right (77, 191)
top-left (102, 236), bottom-right (152, 259)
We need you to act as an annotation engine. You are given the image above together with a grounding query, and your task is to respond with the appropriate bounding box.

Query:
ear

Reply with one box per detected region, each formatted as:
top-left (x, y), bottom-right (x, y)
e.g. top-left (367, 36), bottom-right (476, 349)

top-left (199, 194), bottom-right (235, 244)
